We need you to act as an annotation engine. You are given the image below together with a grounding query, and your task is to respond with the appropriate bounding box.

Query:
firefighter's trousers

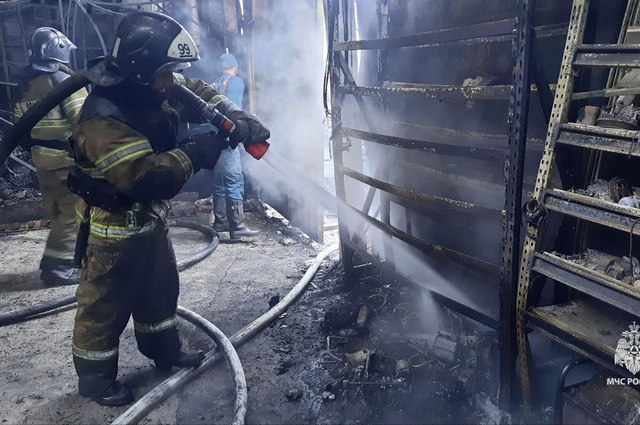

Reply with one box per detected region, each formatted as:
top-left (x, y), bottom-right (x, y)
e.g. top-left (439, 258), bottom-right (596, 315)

top-left (72, 223), bottom-right (182, 396)
top-left (31, 146), bottom-right (77, 268)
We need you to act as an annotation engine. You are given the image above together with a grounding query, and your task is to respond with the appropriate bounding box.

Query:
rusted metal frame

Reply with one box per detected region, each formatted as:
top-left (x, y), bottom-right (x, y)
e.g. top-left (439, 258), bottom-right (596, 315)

top-left (530, 26), bottom-right (554, 125)
top-left (516, 0), bottom-right (590, 411)
top-left (544, 188), bottom-right (640, 234)
top-left (342, 126), bottom-right (506, 161)
top-left (526, 308), bottom-right (633, 379)
top-left (329, 0), bottom-right (356, 274)
top-left (340, 165), bottom-right (501, 218)
top-left (341, 237), bottom-right (499, 330)
top-left (394, 157), bottom-right (510, 208)
top-left (336, 55), bottom-right (378, 132)
top-left (554, 122), bottom-right (640, 155)
top-left (336, 83), bottom-right (512, 101)
top-left (394, 120), bottom-right (520, 146)
top-left (531, 252), bottom-right (640, 314)
top-left (574, 54), bottom-right (640, 68)
top-left (500, 0), bottom-right (536, 414)
top-left (606, 0), bottom-right (640, 88)
top-left (554, 358), bottom-right (591, 425)
top-left (344, 201), bottom-right (501, 276)
top-left (339, 0), bottom-right (393, 253)
top-left (335, 20), bottom-right (569, 51)
top-left (15, 3), bottom-right (28, 63)
top-left (0, 16), bottom-right (11, 101)
top-left (334, 18), bottom-right (516, 51)
top-left (574, 43), bottom-right (640, 68)
top-left (375, 0), bottom-right (395, 266)
top-left (572, 85), bottom-right (640, 100)
top-left (385, 191), bottom-right (501, 230)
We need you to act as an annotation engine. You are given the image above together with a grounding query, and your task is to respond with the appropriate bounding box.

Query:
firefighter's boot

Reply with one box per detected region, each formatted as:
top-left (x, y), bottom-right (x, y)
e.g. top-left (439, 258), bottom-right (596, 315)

top-left (228, 199), bottom-right (260, 239)
top-left (212, 197), bottom-right (229, 232)
top-left (155, 349), bottom-right (205, 371)
top-left (40, 259), bottom-right (80, 287)
top-left (79, 378), bottom-right (134, 407)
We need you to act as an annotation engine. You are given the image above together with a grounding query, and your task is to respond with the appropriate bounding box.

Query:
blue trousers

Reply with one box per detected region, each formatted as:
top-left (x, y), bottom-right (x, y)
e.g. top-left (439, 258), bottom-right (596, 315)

top-left (213, 147), bottom-right (244, 201)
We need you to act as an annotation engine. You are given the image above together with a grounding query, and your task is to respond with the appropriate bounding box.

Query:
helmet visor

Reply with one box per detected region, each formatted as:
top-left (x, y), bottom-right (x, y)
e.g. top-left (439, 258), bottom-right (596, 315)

top-left (155, 61), bottom-right (191, 75)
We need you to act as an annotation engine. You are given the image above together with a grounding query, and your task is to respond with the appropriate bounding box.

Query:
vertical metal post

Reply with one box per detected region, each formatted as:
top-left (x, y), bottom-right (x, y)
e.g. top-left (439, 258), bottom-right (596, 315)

top-left (500, 0), bottom-right (535, 414)
top-left (0, 18), bottom-right (11, 102)
top-left (376, 0), bottom-right (394, 265)
top-left (516, 0), bottom-right (590, 411)
top-left (330, 0), bottom-right (356, 274)
top-left (58, 0), bottom-right (65, 31)
top-left (16, 4), bottom-right (28, 63)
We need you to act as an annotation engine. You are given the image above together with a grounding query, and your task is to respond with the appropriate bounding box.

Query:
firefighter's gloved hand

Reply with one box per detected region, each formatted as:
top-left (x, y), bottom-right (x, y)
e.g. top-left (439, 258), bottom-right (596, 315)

top-left (228, 110), bottom-right (271, 147)
top-left (182, 132), bottom-right (226, 170)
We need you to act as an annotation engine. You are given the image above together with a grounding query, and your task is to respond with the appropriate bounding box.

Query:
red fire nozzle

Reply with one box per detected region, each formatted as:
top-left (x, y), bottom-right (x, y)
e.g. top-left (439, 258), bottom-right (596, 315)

top-left (245, 141), bottom-right (270, 160)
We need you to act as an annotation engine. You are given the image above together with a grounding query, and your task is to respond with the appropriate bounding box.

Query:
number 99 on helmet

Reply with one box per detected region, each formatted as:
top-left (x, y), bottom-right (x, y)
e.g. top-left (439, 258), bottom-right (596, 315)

top-left (107, 12), bottom-right (200, 85)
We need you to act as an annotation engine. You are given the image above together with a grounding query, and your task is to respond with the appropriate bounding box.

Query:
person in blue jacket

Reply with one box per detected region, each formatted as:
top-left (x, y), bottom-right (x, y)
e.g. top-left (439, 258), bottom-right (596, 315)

top-left (211, 53), bottom-right (259, 238)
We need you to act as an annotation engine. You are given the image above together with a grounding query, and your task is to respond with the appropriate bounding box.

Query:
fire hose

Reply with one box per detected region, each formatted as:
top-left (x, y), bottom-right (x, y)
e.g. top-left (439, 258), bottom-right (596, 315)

top-left (0, 62), bottom-right (333, 424)
top-left (113, 244), bottom-right (339, 425)
top-left (0, 220), bottom-right (218, 326)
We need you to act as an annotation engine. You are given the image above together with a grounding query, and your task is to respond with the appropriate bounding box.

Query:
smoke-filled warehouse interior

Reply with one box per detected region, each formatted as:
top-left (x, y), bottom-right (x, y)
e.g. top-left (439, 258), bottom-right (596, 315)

top-left (3, 0), bottom-right (640, 424)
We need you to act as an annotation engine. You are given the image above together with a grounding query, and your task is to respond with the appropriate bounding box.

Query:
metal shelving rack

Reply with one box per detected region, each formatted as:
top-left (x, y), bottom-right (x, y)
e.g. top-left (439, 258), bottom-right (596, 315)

top-left (515, 0), bottom-right (640, 413)
top-left (328, 0), bottom-right (568, 411)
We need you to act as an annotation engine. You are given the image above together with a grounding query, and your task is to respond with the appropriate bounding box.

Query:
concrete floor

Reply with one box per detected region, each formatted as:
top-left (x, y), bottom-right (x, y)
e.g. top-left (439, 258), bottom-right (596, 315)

top-left (0, 204), bottom-right (500, 425)
top-left (0, 208), bottom-right (342, 424)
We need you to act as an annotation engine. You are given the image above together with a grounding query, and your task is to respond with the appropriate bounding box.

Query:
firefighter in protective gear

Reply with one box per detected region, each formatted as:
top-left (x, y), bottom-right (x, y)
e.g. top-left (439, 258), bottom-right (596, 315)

top-left (12, 27), bottom-right (87, 286)
top-left (69, 12), bottom-right (270, 406)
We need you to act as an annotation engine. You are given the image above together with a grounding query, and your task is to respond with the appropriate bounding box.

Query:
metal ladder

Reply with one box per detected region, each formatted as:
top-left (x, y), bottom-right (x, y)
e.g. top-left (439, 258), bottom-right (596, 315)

top-left (515, 0), bottom-right (640, 412)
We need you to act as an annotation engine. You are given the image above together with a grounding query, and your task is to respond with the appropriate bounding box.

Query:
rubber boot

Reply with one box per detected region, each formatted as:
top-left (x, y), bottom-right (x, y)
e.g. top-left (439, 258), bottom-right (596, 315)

top-left (155, 349), bottom-right (205, 372)
top-left (40, 258), bottom-right (79, 287)
top-left (41, 266), bottom-right (80, 287)
top-left (79, 377), bottom-right (134, 407)
top-left (228, 199), bottom-right (260, 240)
top-left (212, 197), bottom-right (229, 232)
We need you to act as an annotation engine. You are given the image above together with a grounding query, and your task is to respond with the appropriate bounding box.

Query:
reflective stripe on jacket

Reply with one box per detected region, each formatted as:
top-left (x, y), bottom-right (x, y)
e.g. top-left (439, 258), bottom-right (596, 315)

top-left (13, 71), bottom-right (88, 142)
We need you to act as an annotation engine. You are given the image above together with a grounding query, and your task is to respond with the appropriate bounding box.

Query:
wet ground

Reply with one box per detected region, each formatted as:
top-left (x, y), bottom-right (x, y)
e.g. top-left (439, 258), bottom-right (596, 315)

top-left (0, 202), bottom-right (500, 424)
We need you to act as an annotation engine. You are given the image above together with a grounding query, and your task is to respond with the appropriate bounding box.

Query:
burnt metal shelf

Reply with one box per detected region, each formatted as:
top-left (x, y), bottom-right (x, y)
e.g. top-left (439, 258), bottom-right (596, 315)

top-left (555, 122), bottom-right (640, 155)
top-left (527, 299), bottom-right (637, 377)
top-left (574, 44), bottom-right (640, 68)
top-left (341, 127), bottom-right (507, 161)
top-left (344, 202), bottom-right (501, 277)
top-left (335, 83), bottom-right (513, 101)
top-left (334, 19), bottom-right (567, 51)
top-left (340, 165), bottom-right (501, 218)
top-left (543, 188), bottom-right (640, 234)
top-left (530, 252), bottom-right (640, 315)
top-left (392, 121), bottom-right (545, 151)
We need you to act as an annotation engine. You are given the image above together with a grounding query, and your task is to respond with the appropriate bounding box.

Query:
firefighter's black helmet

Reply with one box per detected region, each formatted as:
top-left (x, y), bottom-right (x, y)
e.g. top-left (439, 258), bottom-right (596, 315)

top-left (29, 27), bottom-right (76, 72)
top-left (107, 12), bottom-right (199, 85)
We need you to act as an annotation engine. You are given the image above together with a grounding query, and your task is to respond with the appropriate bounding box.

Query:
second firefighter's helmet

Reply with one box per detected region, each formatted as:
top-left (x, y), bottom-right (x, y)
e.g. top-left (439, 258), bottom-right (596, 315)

top-left (29, 27), bottom-right (76, 72)
top-left (107, 11), bottom-right (199, 85)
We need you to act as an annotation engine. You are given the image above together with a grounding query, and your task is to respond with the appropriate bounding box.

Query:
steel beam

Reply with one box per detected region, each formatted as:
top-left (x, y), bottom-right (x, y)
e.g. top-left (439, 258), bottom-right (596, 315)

top-left (336, 83), bottom-right (513, 101)
top-left (340, 165), bottom-right (501, 217)
top-left (543, 188), bottom-right (640, 234)
top-left (531, 252), bottom-right (640, 315)
top-left (500, 0), bottom-right (535, 413)
top-left (555, 122), bottom-right (640, 156)
top-left (334, 20), bottom-right (568, 51)
top-left (342, 127), bottom-right (506, 161)
top-left (345, 202), bottom-right (501, 276)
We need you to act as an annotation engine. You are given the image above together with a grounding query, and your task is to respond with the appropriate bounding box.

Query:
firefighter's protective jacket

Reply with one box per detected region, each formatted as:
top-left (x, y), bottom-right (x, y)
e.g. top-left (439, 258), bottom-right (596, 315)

top-left (12, 67), bottom-right (87, 265)
top-left (13, 68), bottom-right (87, 147)
top-left (72, 74), bottom-right (228, 240)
